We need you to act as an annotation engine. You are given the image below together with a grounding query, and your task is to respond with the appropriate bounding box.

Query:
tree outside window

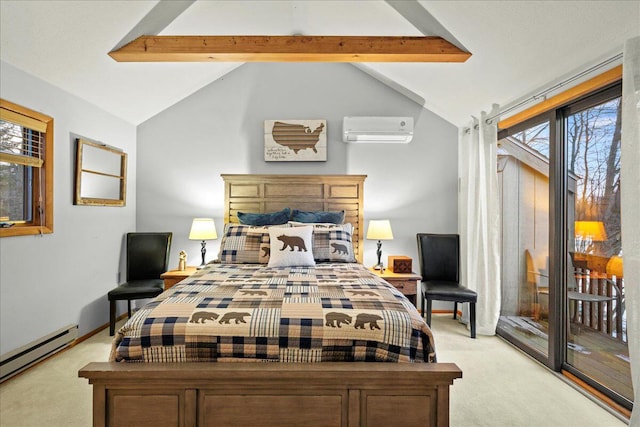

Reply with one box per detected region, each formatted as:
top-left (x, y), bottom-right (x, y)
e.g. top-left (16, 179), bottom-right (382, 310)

top-left (0, 99), bottom-right (53, 237)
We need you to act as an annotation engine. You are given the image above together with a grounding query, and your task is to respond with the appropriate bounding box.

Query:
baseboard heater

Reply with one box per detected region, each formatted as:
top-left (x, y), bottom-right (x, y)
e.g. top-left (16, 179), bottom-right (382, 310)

top-left (0, 324), bottom-right (78, 382)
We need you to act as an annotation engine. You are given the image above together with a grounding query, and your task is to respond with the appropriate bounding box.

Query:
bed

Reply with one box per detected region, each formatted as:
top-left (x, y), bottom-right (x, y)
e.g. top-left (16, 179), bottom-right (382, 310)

top-left (79, 174), bottom-right (462, 427)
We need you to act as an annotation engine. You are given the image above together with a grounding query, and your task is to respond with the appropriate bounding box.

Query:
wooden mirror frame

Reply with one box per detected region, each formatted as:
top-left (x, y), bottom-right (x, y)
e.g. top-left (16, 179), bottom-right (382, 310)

top-left (74, 138), bottom-right (127, 206)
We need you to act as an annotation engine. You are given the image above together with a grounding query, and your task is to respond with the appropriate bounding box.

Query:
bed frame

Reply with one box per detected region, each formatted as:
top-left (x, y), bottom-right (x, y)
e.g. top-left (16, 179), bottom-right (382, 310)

top-left (79, 174), bottom-right (462, 427)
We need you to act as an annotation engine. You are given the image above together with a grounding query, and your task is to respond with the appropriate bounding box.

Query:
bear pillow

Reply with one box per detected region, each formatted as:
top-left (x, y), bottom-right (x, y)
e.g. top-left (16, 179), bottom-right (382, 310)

top-left (267, 225), bottom-right (315, 267)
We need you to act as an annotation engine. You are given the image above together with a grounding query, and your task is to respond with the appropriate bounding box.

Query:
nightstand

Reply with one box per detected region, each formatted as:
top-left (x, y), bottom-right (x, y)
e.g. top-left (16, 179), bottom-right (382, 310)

top-left (369, 268), bottom-right (421, 307)
top-left (160, 266), bottom-right (198, 290)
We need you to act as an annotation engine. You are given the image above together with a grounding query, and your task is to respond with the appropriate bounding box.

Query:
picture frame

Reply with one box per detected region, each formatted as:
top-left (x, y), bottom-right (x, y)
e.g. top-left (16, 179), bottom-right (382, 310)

top-left (74, 138), bottom-right (127, 206)
top-left (264, 120), bottom-right (327, 162)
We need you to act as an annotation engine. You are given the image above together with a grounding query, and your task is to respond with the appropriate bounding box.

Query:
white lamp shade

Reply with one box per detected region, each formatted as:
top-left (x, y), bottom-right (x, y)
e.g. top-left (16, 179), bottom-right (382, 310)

top-left (189, 218), bottom-right (217, 240)
top-left (366, 220), bottom-right (394, 240)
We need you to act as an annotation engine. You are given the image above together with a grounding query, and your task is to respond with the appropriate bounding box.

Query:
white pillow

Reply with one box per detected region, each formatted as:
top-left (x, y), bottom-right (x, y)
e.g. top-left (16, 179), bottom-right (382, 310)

top-left (267, 226), bottom-right (316, 267)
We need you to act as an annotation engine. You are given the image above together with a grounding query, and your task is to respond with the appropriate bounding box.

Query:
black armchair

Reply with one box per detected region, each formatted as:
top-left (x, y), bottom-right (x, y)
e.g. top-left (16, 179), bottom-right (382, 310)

top-left (417, 233), bottom-right (477, 338)
top-left (107, 232), bottom-right (172, 336)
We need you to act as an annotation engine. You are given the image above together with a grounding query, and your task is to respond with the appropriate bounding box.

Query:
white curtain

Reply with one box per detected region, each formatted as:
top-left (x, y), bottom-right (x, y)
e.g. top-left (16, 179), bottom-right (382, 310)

top-left (621, 36), bottom-right (640, 424)
top-left (458, 107), bottom-right (501, 335)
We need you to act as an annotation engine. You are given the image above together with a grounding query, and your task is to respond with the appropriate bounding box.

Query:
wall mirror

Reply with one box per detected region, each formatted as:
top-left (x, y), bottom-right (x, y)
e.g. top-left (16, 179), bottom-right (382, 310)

top-left (75, 138), bottom-right (127, 206)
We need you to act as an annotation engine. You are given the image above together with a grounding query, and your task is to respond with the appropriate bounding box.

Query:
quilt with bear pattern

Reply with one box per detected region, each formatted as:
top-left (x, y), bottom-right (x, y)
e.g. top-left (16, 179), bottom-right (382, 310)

top-left (110, 263), bottom-right (436, 363)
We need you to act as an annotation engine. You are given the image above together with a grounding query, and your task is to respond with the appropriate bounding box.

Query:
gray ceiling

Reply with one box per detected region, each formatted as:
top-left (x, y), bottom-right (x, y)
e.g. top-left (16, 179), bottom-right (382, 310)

top-left (1, 0), bottom-right (638, 126)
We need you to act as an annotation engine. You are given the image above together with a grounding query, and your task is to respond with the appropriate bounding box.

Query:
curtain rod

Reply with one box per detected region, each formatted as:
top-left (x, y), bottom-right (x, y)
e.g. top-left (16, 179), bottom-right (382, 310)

top-left (485, 52), bottom-right (623, 124)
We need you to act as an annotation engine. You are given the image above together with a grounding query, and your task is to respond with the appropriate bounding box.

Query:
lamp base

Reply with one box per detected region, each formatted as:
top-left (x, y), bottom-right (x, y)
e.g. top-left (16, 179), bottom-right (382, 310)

top-left (198, 240), bottom-right (207, 269)
top-left (373, 240), bottom-right (384, 272)
top-left (372, 263), bottom-right (385, 272)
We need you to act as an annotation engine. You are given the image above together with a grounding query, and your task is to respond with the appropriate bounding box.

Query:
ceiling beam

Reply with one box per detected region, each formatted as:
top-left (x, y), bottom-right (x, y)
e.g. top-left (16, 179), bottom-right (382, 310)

top-left (108, 35), bottom-right (471, 63)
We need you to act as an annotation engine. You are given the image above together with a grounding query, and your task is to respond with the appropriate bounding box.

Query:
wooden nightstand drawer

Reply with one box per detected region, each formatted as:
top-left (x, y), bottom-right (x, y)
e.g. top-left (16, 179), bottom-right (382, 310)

top-left (368, 267), bottom-right (421, 308)
top-left (163, 277), bottom-right (185, 289)
top-left (161, 266), bottom-right (197, 290)
top-left (389, 280), bottom-right (417, 295)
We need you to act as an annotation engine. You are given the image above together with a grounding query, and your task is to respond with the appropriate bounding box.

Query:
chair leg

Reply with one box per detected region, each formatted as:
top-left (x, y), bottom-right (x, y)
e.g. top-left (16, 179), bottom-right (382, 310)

top-left (453, 302), bottom-right (457, 319)
top-left (127, 300), bottom-right (132, 318)
top-left (109, 300), bottom-right (116, 336)
top-left (470, 302), bottom-right (476, 339)
top-left (426, 299), bottom-right (433, 326)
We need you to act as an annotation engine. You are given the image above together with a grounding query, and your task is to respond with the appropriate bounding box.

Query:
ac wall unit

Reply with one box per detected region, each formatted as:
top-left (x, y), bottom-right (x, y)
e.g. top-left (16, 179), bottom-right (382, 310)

top-left (342, 116), bottom-right (414, 143)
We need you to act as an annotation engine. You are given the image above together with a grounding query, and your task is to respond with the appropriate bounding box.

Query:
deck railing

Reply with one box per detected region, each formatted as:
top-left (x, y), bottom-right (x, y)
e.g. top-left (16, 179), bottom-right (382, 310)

top-left (570, 269), bottom-right (625, 342)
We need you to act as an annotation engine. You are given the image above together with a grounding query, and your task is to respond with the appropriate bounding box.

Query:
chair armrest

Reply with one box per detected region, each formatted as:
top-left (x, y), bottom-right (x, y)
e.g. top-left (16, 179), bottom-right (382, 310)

top-left (601, 278), bottom-right (623, 296)
top-left (528, 271), bottom-right (549, 280)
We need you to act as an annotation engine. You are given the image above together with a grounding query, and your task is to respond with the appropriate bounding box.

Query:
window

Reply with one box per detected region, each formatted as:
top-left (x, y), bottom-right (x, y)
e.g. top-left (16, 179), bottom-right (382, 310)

top-left (496, 117), bottom-right (551, 360)
top-left (496, 76), bottom-right (631, 411)
top-left (509, 121), bottom-right (550, 158)
top-left (564, 89), bottom-right (629, 403)
top-left (0, 99), bottom-right (53, 237)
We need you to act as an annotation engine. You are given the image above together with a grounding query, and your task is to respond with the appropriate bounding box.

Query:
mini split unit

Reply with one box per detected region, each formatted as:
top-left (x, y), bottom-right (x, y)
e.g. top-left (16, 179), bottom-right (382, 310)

top-left (342, 116), bottom-right (414, 143)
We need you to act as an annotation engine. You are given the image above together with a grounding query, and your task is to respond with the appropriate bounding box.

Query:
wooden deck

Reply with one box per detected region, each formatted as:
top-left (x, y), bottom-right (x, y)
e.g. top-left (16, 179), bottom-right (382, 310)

top-left (568, 323), bottom-right (632, 401)
top-left (497, 316), bottom-right (632, 401)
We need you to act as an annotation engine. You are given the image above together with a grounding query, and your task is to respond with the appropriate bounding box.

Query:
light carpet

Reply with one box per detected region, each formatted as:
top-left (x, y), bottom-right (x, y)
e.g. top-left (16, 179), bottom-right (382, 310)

top-left (0, 315), bottom-right (628, 426)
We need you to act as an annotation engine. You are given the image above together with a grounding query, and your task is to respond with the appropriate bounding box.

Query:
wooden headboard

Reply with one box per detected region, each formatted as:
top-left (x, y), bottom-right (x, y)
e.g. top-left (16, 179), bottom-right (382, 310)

top-left (222, 174), bottom-right (367, 263)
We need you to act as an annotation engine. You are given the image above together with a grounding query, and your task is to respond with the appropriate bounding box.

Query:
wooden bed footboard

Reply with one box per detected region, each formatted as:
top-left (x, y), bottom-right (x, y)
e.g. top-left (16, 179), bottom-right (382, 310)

top-left (79, 362), bottom-right (462, 427)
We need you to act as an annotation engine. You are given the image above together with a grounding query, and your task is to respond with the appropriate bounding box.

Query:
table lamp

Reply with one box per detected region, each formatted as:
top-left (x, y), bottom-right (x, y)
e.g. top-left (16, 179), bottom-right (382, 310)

top-left (189, 218), bottom-right (217, 268)
top-left (574, 221), bottom-right (606, 254)
top-left (366, 220), bottom-right (394, 270)
top-left (606, 255), bottom-right (623, 278)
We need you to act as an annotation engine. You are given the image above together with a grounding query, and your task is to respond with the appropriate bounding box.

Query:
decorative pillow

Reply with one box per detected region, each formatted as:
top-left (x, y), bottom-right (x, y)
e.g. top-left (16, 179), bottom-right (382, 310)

top-left (237, 208), bottom-right (290, 226)
top-left (290, 222), bottom-right (356, 263)
top-left (267, 226), bottom-right (315, 267)
top-left (217, 223), bottom-right (290, 264)
top-left (291, 209), bottom-right (345, 224)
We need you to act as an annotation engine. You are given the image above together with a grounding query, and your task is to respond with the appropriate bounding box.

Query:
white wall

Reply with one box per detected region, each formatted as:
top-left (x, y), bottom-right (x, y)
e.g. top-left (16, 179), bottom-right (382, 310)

top-left (137, 63), bottom-right (458, 274)
top-left (0, 61), bottom-right (458, 356)
top-left (0, 61), bottom-right (136, 355)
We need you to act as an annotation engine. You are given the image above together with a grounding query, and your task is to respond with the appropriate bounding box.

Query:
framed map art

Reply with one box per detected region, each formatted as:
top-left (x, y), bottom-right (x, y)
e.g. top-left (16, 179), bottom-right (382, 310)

top-left (264, 119), bottom-right (327, 162)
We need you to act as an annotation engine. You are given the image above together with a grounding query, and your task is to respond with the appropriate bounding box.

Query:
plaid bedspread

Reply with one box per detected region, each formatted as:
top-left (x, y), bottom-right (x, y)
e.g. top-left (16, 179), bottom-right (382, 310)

top-left (110, 263), bottom-right (436, 363)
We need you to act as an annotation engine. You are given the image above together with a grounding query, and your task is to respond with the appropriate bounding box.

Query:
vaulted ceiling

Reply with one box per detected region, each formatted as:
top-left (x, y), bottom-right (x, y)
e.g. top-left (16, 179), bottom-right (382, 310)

top-left (1, 1), bottom-right (638, 126)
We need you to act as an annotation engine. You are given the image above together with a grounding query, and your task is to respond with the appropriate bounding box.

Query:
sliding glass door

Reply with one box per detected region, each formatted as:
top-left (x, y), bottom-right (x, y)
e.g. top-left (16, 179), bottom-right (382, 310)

top-left (497, 119), bottom-right (551, 361)
top-left (496, 82), bottom-right (631, 410)
top-left (563, 87), bottom-right (631, 403)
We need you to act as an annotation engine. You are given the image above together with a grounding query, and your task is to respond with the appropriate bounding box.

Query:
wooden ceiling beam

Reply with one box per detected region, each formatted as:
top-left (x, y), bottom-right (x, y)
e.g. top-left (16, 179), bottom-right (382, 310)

top-left (108, 35), bottom-right (471, 63)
